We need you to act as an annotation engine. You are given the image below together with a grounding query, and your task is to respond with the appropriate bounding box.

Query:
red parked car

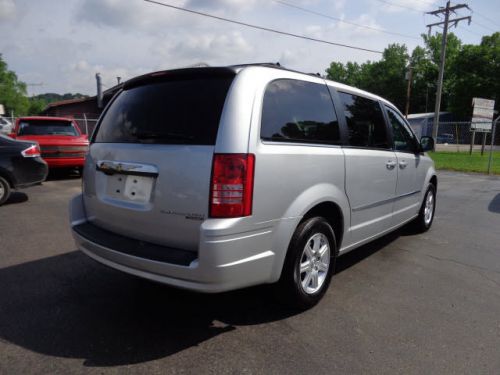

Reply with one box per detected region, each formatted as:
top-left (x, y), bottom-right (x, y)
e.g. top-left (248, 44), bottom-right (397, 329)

top-left (10, 116), bottom-right (89, 171)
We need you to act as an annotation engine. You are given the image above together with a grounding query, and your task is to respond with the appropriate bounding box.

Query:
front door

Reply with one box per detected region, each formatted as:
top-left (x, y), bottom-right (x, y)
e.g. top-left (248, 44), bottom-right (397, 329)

top-left (385, 106), bottom-right (422, 225)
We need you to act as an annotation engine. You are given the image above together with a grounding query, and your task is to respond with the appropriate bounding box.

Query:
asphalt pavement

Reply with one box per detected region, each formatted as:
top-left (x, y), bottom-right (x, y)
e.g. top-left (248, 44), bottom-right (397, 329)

top-left (0, 171), bottom-right (499, 374)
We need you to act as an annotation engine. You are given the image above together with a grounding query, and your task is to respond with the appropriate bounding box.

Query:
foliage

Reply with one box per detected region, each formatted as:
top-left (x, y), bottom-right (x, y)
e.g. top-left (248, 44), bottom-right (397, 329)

top-left (0, 54), bottom-right (29, 116)
top-left (325, 32), bottom-right (500, 119)
top-left (449, 33), bottom-right (500, 118)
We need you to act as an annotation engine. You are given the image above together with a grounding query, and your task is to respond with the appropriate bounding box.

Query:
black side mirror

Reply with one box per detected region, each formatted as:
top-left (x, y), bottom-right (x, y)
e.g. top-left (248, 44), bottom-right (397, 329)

top-left (420, 136), bottom-right (434, 152)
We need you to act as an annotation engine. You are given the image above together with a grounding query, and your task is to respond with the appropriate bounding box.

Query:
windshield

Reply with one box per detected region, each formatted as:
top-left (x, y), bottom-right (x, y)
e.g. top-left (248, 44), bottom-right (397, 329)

top-left (94, 76), bottom-right (234, 145)
top-left (18, 120), bottom-right (78, 136)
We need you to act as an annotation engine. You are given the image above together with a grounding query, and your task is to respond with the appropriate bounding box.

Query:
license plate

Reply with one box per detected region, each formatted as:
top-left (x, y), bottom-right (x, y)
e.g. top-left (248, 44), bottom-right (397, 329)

top-left (105, 174), bottom-right (154, 203)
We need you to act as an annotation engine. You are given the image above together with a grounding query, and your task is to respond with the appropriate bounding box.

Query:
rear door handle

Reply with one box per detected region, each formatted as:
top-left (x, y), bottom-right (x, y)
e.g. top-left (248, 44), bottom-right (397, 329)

top-left (386, 160), bottom-right (397, 170)
top-left (399, 160), bottom-right (407, 169)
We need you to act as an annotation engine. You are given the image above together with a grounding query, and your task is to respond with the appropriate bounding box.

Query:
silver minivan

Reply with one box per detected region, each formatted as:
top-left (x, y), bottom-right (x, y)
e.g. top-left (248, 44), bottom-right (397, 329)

top-left (70, 64), bottom-right (437, 309)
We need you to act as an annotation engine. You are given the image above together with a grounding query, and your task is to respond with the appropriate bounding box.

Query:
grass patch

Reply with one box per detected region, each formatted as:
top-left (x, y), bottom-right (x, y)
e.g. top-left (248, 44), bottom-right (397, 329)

top-left (429, 151), bottom-right (500, 174)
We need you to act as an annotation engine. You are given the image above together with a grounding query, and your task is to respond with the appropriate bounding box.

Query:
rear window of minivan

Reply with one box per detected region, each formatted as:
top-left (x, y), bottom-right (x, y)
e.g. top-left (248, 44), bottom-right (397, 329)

top-left (94, 77), bottom-right (234, 145)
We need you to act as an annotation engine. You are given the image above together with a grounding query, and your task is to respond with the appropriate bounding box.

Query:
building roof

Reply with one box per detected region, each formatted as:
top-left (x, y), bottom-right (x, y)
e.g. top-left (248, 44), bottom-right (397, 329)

top-left (42, 83), bottom-right (123, 111)
top-left (44, 97), bottom-right (90, 109)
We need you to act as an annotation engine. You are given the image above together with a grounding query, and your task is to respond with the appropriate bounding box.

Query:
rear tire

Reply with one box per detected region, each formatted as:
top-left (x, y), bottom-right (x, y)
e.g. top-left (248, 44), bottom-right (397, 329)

top-left (412, 183), bottom-right (436, 233)
top-left (0, 176), bottom-right (11, 206)
top-left (276, 217), bottom-right (337, 310)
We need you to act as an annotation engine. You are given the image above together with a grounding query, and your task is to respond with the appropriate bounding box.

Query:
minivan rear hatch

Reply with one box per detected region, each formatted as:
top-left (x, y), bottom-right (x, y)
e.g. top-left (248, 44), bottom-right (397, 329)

top-left (83, 68), bottom-right (236, 251)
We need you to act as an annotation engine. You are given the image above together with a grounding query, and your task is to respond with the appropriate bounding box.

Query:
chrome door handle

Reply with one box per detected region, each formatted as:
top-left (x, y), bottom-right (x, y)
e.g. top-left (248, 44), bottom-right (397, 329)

top-left (386, 160), bottom-right (396, 170)
top-left (96, 160), bottom-right (159, 177)
top-left (399, 160), bottom-right (407, 169)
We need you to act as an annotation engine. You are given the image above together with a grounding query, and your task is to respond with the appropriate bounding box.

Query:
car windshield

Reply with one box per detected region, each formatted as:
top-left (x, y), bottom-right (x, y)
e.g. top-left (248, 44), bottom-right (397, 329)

top-left (18, 119), bottom-right (78, 136)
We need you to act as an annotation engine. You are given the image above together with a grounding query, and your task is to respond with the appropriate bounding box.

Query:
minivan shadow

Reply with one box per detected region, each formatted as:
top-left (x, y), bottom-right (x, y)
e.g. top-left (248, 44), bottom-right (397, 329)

top-left (336, 228), bottom-right (410, 273)
top-left (0, 230), bottom-right (404, 367)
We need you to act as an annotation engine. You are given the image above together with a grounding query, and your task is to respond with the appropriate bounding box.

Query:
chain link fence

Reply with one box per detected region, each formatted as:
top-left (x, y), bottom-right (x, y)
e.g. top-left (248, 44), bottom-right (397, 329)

top-left (437, 121), bottom-right (499, 152)
top-left (409, 119), bottom-right (499, 174)
top-left (409, 120), bottom-right (500, 153)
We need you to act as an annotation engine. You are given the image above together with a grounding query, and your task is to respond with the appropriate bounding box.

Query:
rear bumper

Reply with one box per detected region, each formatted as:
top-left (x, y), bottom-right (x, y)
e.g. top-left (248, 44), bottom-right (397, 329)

top-left (13, 157), bottom-right (48, 188)
top-left (45, 157), bottom-right (85, 168)
top-left (69, 194), bottom-right (276, 293)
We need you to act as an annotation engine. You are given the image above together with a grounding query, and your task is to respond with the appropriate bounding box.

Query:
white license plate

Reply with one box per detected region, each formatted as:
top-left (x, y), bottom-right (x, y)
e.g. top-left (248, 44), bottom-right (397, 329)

top-left (105, 174), bottom-right (154, 203)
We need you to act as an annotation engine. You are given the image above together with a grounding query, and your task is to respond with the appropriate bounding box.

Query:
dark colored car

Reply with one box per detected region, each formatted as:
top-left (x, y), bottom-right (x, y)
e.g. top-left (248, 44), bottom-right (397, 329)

top-left (0, 134), bottom-right (48, 205)
top-left (436, 133), bottom-right (455, 144)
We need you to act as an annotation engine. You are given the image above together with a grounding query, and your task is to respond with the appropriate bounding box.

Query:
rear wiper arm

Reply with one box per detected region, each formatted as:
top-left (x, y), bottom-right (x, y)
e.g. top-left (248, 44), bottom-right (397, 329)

top-left (133, 132), bottom-right (195, 141)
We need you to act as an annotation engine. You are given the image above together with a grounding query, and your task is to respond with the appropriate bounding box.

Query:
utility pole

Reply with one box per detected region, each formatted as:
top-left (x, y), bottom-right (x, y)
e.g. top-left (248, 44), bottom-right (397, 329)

top-left (405, 65), bottom-right (413, 118)
top-left (426, 2), bottom-right (471, 149)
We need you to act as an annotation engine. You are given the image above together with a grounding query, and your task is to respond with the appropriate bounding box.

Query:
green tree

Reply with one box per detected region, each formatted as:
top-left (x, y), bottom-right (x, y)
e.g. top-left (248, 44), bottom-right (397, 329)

top-left (326, 44), bottom-right (409, 111)
top-left (449, 32), bottom-right (500, 118)
top-left (325, 61), bottom-right (363, 87)
top-left (27, 97), bottom-right (48, 115)
top-left (325, 32), bottom-right (499, 118)
top-left (0, 54), bottom-right (30, 116)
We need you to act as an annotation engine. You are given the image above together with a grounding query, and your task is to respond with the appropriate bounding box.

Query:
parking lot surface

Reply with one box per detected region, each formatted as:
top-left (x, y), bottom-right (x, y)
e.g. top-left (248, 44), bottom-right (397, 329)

top-left (1, 171), bottom-right (499, 374)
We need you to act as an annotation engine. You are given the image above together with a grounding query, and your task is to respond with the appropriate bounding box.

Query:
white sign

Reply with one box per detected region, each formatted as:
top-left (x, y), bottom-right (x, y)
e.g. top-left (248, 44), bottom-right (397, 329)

top-left (0, 104), bottom-right (4, 116)
top-left (471, 97), bottom-right (495, 132)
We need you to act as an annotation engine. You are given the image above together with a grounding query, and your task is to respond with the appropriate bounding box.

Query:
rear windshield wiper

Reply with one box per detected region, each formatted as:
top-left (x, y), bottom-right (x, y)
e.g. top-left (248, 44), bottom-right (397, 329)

top-left (132, 131), bottom-right (195, 141)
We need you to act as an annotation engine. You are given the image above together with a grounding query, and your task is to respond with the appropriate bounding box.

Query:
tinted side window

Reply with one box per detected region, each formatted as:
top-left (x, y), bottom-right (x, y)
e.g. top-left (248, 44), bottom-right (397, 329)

top-left (339, 92), bottom-right (389, 149)
top-left (261, 80), bottom-right (340, 144)
top-left (385, 106), bottom-right (417, 152)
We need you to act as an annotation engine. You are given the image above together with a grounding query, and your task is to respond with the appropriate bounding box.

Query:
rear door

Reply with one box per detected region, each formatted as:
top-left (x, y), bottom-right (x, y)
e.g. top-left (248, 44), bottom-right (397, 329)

top-left (384, 105), bottom-right (423, 225)
top-left (337, 92), bottom-right (398, 246)
top-left (83, 70), bottom-right (235, 251)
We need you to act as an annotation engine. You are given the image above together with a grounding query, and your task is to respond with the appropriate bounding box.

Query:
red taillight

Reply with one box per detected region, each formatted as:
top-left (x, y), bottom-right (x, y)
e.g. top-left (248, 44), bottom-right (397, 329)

top-left (21, 144), bottom-right (41, 158)
top-left (210, 153), bottom-right (255, 218)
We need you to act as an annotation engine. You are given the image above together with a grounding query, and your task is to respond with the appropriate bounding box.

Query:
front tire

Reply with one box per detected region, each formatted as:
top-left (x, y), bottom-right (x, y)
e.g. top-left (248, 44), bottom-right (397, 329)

top-left (0, 176), bottom-right (11, 206)
top-left (412, 183), bottom-right (436, 233)
top-left (277, 217), bottom-right (337, 310)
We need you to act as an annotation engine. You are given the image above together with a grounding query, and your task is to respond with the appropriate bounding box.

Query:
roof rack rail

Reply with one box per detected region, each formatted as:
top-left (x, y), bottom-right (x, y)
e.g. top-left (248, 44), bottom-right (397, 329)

top-left (231, 63), bottom-right (328, 80)
top-left (230, 62), bottom-right (283, 68)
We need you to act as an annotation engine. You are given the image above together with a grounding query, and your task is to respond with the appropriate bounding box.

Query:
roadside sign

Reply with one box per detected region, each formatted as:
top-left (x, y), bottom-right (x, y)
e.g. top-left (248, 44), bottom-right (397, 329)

top-left (471, 98), bottom-right (495, 132)
top-left (0, 104), bottom-right (4, 116)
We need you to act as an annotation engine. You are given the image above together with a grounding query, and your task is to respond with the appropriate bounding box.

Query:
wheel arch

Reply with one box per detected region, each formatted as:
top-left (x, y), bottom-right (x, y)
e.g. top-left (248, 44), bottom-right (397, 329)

top-left (0, 167), bottom-right (15, 188)
top-left (269, 183), bottom-right (350, 282)
top-left (429, 174), bottom-right (438, 190)
top-left (301, 201), bottom-right (344, 252)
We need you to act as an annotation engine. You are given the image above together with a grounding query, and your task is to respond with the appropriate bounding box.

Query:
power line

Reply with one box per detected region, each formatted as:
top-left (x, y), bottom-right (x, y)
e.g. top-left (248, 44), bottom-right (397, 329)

top-left (143, 0), bottom-right (383, 54)
top-left (472, 10), bottom-right (500, 28)
top-left (471, 19), bottom-right (498, 33)
top-left (272, 0), bottom-right (420, 40)
top-left (459, 25), bottom-right (485, 38)
top-left (371, 0), bottom-right (429, 13)
top-left (411, 0), bottom-right (436, 5)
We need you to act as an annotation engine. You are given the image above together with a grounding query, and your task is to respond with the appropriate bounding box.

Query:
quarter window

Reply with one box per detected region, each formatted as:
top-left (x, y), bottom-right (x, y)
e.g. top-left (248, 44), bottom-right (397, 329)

top-left (385, 106), bottom-right (418, 152)
top-left (339, 92), bottom-right (389, 149)
top-left (261, 80), bottom-right (340, 144)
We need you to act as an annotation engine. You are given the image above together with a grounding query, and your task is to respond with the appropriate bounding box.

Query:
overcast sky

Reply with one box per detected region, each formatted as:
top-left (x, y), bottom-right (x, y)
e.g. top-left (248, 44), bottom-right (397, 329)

top-left (0, 0), bottom-right (497, 96)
